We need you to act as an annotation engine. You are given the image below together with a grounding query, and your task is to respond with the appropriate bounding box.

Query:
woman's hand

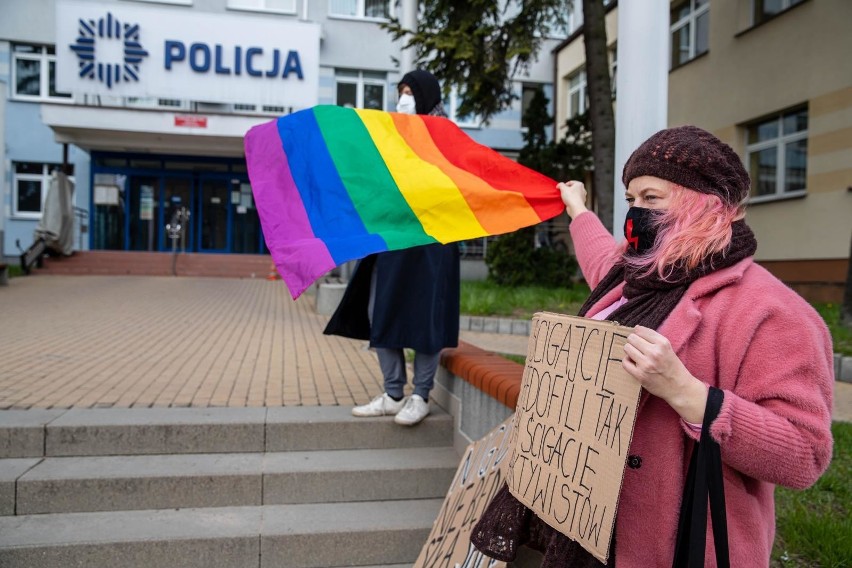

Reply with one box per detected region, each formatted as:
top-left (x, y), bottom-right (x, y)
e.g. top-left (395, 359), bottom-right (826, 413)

top-left (622, 326), bottom-right (709, 424)
top-left (557, 180), bottom-right (589, 220)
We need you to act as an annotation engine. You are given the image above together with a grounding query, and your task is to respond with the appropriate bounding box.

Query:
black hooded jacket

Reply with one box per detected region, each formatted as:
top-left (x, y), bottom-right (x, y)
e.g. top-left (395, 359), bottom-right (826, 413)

top-left (323, 70), bottom-right (460, 353)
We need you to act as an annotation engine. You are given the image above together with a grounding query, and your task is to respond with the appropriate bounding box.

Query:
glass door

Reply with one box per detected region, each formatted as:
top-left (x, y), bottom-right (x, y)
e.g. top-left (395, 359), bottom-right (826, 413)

top-left (92, 172), bottom-right (127, 250)
top-left (128, 176), bottom-right (160, 251)
top-left (230, 179), bottom-right (263, 254)
top-left (162, 177), bottom-right (194, 252)
top-left (199, 177), bottom-right (230, 252)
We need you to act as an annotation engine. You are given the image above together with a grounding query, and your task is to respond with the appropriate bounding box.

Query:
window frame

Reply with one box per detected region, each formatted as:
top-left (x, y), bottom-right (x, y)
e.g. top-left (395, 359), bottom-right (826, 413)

top-left (334, 70), bottom-right (387, 111)
top-left (444, 86), bottom-right (481, 129)
top-left (566, 68), bottom-right (588, 119)
top-left (752, 0), bottom-right (805, 26)
top-left (520, 83), bottom-right (543, 130)
top-left (124, 97), bottom-right (191, 110)
top-left (11, 45), bottom-right (74, 103)
top-left (232, 103), bottom-right (290, 115)
top-left (670, 0), bottom-right (710, 70)
top-left (328, 0), bottom-right (394, 21)
top-left (12, 163), bottom-right (76, 219)
top-left (745, 108), bottom-right (809, 204)
top-left (225, 0), bottom-right (297, 15)
top-left (120, 0), bottom-right (193, 6)
top-left (609, 45), bottom-right (618, 99)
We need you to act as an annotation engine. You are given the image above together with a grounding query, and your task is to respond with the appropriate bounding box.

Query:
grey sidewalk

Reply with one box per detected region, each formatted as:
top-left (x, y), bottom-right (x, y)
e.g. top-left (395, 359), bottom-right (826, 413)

top-left (0, 274), bottom-right (850, 422)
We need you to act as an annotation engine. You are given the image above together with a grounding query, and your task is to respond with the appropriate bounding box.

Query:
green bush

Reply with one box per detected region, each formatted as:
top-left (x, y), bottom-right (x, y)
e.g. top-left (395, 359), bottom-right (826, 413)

top-left (485, 227), bottom-right (578, 288)
top-left (811, 302), bottom-right (852, 357)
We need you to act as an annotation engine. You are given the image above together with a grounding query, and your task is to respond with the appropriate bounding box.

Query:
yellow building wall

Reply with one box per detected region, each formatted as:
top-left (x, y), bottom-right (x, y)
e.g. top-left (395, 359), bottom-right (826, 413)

top-left (668, 0), bottom-right (852, 262)
top-left (554, 8), bottom-right (618, 137)
top-left (555, 1), bottom-right (851, 269)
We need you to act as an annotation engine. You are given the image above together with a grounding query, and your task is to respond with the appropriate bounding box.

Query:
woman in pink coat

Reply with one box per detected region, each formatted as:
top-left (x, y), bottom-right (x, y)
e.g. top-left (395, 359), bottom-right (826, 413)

top-left (471, 126), bottom-right (835, 567)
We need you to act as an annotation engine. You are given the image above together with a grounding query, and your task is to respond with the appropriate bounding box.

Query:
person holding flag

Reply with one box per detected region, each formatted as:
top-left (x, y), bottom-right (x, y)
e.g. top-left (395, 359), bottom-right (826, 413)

top-left (324, 70), bottom-right (461, 427)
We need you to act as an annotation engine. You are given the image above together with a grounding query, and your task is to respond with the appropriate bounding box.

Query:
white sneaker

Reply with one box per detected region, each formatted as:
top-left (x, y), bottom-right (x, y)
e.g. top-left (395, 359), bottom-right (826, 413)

top-left (352, 393), bottom-right (406, 417)
top-left (394, 394), bottom-right (430, 426)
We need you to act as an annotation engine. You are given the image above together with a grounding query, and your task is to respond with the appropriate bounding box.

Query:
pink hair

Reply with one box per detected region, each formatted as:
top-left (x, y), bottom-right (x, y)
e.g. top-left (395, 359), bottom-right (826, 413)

top-left (622, 184), bottom-right (745, 280)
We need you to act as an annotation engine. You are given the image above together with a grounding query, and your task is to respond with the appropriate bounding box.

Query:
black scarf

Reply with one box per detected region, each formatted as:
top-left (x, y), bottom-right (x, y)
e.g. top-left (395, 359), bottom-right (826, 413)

top-left (471, 220), bottom-right (758, 568)
top-left (578, 220), bottom-right (757, 329)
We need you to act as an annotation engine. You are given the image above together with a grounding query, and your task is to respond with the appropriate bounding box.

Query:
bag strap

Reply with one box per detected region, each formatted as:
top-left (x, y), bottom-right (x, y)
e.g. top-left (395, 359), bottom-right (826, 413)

top-left (672, 387), bottom-right (729, 568)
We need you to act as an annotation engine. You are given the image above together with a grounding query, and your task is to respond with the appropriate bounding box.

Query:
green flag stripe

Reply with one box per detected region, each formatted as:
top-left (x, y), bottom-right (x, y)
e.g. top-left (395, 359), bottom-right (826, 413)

top-left (312, 106), bottom-right (436, 249)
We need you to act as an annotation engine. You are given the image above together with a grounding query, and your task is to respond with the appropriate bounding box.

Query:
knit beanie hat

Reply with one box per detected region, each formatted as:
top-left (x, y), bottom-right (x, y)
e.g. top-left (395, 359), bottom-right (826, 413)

top-left (622, 125), bottom-right (751, 207)
top-left (399, 70), bottom-right (442, 116)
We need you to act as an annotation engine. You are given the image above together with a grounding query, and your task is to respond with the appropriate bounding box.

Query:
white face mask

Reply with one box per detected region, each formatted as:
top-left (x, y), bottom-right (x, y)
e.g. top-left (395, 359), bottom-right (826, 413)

top-left (396, 93), bottom-right (416, 115)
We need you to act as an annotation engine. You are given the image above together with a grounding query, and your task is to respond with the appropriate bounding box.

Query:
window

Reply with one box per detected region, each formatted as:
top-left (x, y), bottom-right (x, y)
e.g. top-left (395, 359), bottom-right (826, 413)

top-left (123, 0), bottom-right (193, 5)
top-left (227, 0), bottom-right (296, 13)
top-left (444, 87), bottom-right (480, 128)
top-left (12, 163), bottom-right (75, 218)
top-left (567, 68), bottom-right (588, 118)
top-left (746, 108), bottom-right (808, 200)
top-left (335, 70), bottom-right (386, 110)
top-left (11, 45), bottom-right (72, 101)
top-left (521, 84), bottom-right (543, 129)
top-left (233, 103), bottom-right (289, 115)
top-left (542, 10), bottom-right (573, 39)
top-left (670, 0), bottom-right (709, 68)
top-left (753, 0), bottom-right (805, 25)
top-left (610, 46), bottom-right (618, 99)
top-left (329, 0), bottom-right (391, 19)
top-left (126, 97), bottom-right (188, 109)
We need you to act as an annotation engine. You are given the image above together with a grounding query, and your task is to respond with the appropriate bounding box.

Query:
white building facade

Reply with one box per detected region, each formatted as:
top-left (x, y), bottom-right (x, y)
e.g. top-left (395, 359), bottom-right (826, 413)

top-left (2, 0), bottom-right (561, 260)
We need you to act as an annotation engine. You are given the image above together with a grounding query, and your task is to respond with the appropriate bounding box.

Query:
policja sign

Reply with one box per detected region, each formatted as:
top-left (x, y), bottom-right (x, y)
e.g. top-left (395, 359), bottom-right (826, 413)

top-left (55, 0), bottom-right (320, 108)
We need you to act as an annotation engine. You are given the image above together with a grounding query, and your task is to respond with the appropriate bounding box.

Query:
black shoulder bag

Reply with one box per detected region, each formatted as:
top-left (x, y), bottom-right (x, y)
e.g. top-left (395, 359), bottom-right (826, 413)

top-left (672, 386), bottom-right (730, 568)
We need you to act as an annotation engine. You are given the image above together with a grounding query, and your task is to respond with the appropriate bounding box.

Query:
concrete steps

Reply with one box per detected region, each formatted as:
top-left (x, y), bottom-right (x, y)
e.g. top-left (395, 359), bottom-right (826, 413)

top-left (0, 501), bottom-right (444, 568)
top-left (13, 447), bottom-right (457, 514)
top-left (0, 407), bottom-right (458, 567)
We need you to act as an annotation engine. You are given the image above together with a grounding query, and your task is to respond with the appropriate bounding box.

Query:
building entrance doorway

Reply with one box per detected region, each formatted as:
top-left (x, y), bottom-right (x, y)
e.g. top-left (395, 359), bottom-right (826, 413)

top-left (90, 153), bottom-right (265, 255)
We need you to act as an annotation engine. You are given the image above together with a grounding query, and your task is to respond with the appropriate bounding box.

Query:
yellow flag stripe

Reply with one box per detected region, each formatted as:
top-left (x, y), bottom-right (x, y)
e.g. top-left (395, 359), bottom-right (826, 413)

top-left (356, 109), bottom-right (486, 243)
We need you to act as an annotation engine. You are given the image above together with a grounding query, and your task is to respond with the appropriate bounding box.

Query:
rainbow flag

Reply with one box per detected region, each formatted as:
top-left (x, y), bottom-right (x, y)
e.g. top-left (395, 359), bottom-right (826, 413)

top-left (244, 105), bottom-right (564, 298)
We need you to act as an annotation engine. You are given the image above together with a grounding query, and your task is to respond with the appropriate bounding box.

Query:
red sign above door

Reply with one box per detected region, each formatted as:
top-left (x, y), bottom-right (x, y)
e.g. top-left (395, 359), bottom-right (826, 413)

top-left (174, 115), bottom-right (208, 128)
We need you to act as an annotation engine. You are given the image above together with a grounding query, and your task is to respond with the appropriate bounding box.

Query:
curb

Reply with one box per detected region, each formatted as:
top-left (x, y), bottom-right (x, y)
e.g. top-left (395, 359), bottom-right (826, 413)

top-left (458, 315), bottom-right (530, 336)
top-left (461, 316), bottom-right (852, 383)
top-left (835, 354), bottom-right (852, 384)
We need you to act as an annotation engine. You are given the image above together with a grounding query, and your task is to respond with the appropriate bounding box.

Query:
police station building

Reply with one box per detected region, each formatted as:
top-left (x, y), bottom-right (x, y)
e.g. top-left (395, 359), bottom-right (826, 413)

top-left (1, 0), bottom-right (561, 261)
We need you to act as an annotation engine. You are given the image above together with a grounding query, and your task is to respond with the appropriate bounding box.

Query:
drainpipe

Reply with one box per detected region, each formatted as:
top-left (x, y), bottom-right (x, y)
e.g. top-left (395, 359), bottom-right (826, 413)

top-left (399, 0), bottom-right (417, 73)
top-left (62, 143), bottom-right (70, 174)
top-left (613, 0), bottom-right (668, 235)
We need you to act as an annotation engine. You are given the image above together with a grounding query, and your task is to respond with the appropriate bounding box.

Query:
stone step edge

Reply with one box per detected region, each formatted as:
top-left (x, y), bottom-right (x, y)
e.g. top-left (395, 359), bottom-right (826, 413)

top-left (0, 406), bottom-right (454, 458)
top-left (0, 500), bottom-right (445, 543)
top-left (0, 500), bottom-right (444, 557)
top-left (4, 447), bottom-right (459, 515)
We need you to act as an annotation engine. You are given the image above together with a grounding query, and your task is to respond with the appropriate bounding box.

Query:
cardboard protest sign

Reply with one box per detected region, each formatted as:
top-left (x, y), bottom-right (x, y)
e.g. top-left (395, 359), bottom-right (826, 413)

top-left (506, 312), bottom-right (641, 564)
top-left (415, 417), bottom-right (514, 568)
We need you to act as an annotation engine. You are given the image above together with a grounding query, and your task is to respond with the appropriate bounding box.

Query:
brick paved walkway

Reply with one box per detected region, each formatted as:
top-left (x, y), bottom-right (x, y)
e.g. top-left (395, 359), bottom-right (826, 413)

top-left (0, 275), bottom-right (383, 409)
top-left (1, 274), bottom-right (849, 421)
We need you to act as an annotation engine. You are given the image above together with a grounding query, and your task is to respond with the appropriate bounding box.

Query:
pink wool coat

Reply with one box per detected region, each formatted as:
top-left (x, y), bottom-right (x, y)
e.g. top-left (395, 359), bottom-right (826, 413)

top-left (569, 212), bottom-right (834, 567)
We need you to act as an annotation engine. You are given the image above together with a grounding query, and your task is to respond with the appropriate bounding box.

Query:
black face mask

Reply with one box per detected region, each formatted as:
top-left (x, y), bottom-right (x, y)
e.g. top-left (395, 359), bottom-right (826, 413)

top-left (623, 207), bottom-right (662, 254)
